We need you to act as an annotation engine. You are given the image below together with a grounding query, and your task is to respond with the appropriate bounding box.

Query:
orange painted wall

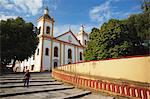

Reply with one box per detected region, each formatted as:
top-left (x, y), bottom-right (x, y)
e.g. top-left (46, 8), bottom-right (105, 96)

top-left (57, 56), bottom-right (150, 83)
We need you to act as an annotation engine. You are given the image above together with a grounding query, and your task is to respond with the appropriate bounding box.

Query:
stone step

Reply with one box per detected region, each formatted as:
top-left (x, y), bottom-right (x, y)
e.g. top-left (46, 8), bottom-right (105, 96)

top-left (1, 84), bottom-right (65, 93)
top-left (0, 73), bottom-right (115, 99)
top-left (0, 77), bottom-right (52, 80)
top-left (0, 82), bottom-right (62, 88)
top-left (0, 86), bottom-right (74, 97)
top-left (0, 76), bottom-right (51, 78)
top-left (80, 93), bottom-right (114, 99)
top-left (0, 79), bottom-right (56, 84)
top-left (0, 87), bottom-right (91, 99)
top-left (0, 75), bottom-right (51, 78)
top-left (53, 91), bottom-right (91, 99)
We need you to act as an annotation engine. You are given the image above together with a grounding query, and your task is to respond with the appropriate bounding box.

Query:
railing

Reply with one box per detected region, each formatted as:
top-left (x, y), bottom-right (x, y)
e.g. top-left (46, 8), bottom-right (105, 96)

top-left (52, 70), bottom-right (150, 99)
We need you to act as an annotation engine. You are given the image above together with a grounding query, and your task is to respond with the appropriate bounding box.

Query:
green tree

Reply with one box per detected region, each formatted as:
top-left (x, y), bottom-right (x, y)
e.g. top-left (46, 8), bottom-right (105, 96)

top-left (84, 28), bottom-right (100, 60)
top-left (0, 17), bottom-right (38, 69)
top-left (125, 12), bottom-right (150, 41)
top-left (123, 12), bottom-right (150, 54)
top-left (141, 0), bottom-right (150, 12)
top-left (84, 1), bottom-right (150, 61)
top-left (84, 19), bottom-right (132, 61)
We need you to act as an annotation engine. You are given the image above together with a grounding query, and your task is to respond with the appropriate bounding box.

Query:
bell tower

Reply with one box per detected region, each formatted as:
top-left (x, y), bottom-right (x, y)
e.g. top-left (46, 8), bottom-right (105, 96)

top-left (37, 7), bottom-right (54, 37)
top-left (76, 25), bottom-right (89, 47)
top-left (34, 7), bottom-right (54, 72)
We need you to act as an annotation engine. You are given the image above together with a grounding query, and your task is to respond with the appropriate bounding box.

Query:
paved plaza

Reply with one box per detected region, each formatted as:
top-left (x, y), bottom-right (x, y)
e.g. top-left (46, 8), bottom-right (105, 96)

top-left (0, 72), bottom-right (115, 99)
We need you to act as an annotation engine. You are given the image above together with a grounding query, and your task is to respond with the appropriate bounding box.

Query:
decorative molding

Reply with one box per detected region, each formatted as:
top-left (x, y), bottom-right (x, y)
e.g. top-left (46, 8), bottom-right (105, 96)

top-left (63, 44), bottom-right (65, 65)
top-left (74, 46), bottom-right (76, 63)
top-left (55, 31), bottom-right (84, 47)
top-left (39, 35), bottom-right (85, 48)
top-left (40, 18), bottom-right (45, 72)
top-left (50, 40), bottom-right (53, 69)
top-left (52, 70), bottom-right (150, 99)
top-left (60, 42), bottom-right (62, 66)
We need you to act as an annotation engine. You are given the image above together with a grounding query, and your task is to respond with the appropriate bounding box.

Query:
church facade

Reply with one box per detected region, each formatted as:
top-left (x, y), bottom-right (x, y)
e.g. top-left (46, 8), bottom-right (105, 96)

top-left (14, 8), bottom-right (88, 72)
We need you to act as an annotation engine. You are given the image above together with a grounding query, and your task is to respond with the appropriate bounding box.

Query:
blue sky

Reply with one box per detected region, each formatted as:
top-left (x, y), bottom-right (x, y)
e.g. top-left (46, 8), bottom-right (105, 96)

top-left (0, 0), bottom-right (142, 36)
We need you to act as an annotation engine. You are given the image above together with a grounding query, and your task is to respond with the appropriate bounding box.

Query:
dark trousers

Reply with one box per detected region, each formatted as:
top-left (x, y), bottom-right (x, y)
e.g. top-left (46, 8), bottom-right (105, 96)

top-left (24, 79), bottom-right (29, 87)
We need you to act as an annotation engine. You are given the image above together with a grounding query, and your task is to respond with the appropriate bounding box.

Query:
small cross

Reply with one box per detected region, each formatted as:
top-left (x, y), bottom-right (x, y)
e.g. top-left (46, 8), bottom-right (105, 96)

top-left (69, 25), bottom-right (71, 31)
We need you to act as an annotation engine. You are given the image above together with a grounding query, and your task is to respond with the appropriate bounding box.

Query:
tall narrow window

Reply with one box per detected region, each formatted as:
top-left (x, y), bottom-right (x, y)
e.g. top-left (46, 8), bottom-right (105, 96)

top-left (68, 49), bottom-right (72, 59)
top-left (85, 40), bottom-right (87, 45)
top-left (46, 26), bottom-right (50, 34)
top-left (54, 62), bottom-right (58, 68)
top-left (45, 48), bottom-right (49, 56)
top-left (37, 49), bottom-right (39, 55)
top-left (54, 47), bottom-right (58, 57)
top-left (39, 27), bottom-right (41, 34)
top-left (31, 65), bottom-right (34, 70)
top-left (80, 52), bottom-right (82, 60)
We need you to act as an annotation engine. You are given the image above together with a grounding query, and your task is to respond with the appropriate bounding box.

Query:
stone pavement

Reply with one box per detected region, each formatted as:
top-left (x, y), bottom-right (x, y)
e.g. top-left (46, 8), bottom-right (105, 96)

top-left (0, 72), bottom-right (114, 99)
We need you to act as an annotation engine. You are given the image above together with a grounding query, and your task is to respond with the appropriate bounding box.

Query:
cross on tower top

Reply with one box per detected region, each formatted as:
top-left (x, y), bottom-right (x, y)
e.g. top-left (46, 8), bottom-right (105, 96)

top-left (80, 25), bottom-right (84, 32)
top-left (44, 6), bottom-right (49, 15)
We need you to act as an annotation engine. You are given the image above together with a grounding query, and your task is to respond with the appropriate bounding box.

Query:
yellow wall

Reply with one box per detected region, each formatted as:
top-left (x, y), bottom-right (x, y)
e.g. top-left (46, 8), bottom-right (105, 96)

top-left (58, 56), bottom-right (150, 83)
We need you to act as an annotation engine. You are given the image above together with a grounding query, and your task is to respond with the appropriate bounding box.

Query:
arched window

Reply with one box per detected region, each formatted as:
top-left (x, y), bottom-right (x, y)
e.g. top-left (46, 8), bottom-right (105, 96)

top-left (37, 49), bottom-right (39, 55)
top-left (46, 26), bottom-right (50, 34)
top-left (54, 47), bottom-right (58, 57)
top-left (85, 40), bottom-right (87, 45)
top-left (54, 62), bottom-right (58, 68)
top-left (68, 49), bottom-right (72, 59)
top-left (31, 65), bottom-right (34, 70)
top-left (80, 52), bottom-right (82, 60)
top-left (39, 27), bottom-right (41, 34)
top-left (45, 48), bottom-right (49, 56)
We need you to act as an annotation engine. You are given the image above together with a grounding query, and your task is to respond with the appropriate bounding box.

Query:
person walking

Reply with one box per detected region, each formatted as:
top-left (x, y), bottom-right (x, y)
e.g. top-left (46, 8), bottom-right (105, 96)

top-left (23, 70), bottom-right (30, 87)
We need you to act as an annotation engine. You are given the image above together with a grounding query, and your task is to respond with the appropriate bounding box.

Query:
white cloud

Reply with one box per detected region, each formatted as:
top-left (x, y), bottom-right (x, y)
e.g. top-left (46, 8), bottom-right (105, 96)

top-left (0, 0), bottom-right (43, 15)
top-left (89, 0), bottom-right (123, 25)
top-left (89, 1), bottom-right (112, 24)
top-left (0, 14), bottom-right (17, 20)
top-left (54, 24), bottom-right (97, 37)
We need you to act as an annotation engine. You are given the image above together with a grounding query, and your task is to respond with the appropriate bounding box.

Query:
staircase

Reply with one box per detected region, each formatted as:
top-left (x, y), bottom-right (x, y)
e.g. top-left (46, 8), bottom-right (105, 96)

top-left (0, 72), bottom-right (114, 99)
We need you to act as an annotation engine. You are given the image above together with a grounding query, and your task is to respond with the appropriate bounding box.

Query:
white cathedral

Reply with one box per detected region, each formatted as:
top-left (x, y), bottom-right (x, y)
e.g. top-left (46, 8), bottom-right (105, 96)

top-left (14, 8), bottom-right (88, 72)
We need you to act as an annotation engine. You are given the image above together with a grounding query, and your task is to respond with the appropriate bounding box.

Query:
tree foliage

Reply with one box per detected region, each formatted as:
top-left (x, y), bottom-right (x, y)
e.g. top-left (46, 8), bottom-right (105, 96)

top-left (84, 19), bottom-right (133, 60)
top-left (84, 2), bottom-right (150, 61)
top-left (0, 17), bottom-right (39, 67)
top-left (141, 0), bottom-right (150, 12)
top-left (125, 12), bottom-right (150, 41)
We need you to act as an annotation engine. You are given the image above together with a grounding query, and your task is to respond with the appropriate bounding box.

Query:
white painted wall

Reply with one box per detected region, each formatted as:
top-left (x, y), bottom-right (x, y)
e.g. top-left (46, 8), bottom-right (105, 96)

top-left (44, 21), bottom-right (52, 36)
top-left (60, 43), bottom-right (64, 66)
top-left (15, 15), bottom-right (86, 72)
top-left (37, 21), bottom-right (44, 35)
top-left (34, 38), bottom-right (42, 72)
top-left (52, 41), bottom-right (60, 67)
top-left (57, 32), bottom-right (80, 46)
top-left (42, 39), bottom-right (51, 70)
top-left (78, 48), bottom-right (84, 62)
top-left (76, 33), bottom-right (88, 46)
top-left (65, 45), bottom-right (75, 64)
